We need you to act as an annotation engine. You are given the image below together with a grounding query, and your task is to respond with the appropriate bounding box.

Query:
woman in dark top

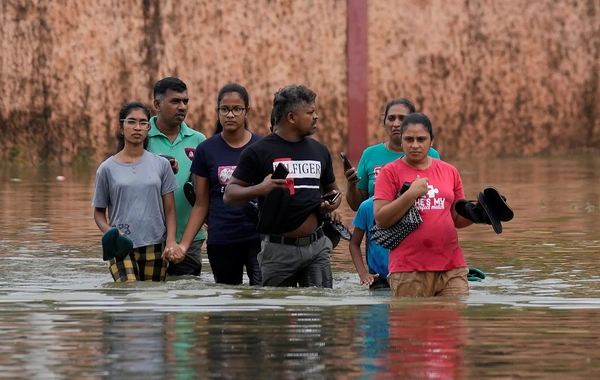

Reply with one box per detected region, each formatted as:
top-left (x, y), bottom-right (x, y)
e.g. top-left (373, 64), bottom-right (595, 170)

top-left (178, 83), bottom-right (262, 285)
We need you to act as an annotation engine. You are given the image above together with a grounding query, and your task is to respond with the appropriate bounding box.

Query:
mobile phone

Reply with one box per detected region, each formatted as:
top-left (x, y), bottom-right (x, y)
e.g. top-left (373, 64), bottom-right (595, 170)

top-left (339, 152), bottom-right (352, 171)
top-left (272, 162), bottom-right (289, 179)
top-left (400, 181), bottom-right (411, 194)
top-left (160, 154), bottom-right (175, 161)
top-left (322, 192), bottom-right (341, 204)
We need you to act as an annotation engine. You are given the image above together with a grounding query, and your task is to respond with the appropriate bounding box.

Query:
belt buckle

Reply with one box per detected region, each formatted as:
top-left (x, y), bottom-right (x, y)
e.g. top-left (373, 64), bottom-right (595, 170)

top-left (296, 236), bottom-right (311, 246)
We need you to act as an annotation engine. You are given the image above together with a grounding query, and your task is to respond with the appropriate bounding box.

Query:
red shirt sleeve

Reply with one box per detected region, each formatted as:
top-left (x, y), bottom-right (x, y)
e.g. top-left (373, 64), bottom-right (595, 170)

top-left (373, 162), bottom-right (399, 202)
top-left (453, 166), bottom-right (465, 201)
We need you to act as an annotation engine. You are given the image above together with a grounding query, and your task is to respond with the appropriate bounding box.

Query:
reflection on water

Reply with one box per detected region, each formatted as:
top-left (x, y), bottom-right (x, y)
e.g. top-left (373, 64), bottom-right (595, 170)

top-left (3, 155), bottom-right (600, 378)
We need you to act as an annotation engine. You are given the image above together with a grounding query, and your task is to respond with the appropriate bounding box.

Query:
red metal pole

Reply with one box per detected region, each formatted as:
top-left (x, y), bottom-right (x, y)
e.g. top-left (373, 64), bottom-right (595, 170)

top-left (347, 0), bottom-right (368, 161)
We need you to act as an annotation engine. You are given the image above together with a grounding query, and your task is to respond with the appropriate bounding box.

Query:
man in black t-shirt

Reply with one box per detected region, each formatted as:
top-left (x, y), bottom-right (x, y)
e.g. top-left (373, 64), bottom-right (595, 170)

top-left (223, 85), bottom-right (342, 288)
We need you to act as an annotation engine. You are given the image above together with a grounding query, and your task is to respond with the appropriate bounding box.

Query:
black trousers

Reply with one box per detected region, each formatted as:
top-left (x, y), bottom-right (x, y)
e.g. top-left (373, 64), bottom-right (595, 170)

top-left (206, 238), bottom-right (262, 285)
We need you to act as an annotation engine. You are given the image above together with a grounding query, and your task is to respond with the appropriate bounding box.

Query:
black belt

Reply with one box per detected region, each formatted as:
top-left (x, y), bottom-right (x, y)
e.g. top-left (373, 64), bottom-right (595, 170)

top-left (261, 226), bottom-right (324, 247)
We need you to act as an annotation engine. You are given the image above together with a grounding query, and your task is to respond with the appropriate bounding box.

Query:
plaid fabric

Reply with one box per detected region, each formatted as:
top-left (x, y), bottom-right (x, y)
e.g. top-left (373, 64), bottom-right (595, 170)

top-left (369, 188), bottom-right (423, 250)
top-left (108, 243), bottom-right (168, 282)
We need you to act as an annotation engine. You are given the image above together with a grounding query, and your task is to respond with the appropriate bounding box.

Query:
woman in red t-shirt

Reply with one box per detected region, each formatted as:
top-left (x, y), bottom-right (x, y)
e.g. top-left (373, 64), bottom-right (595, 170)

top-left (373, 113), bottom-right (474, 297)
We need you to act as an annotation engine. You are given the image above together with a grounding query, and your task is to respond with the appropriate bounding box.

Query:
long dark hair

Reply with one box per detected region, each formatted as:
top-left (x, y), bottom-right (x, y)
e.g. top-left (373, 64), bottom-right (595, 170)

top-left (213, 83), bottom-right (250, 135)
top-left (115, 101), bottom-right (151, 153)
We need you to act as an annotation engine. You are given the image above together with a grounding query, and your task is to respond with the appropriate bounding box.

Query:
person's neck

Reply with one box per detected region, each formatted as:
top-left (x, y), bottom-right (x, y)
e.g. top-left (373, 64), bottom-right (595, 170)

top-left (116, 145), bottom-right (145, 163)
top-left (222, 129), bottom-right (251, 148)
top-left (402, 155), bottom-right (431, 170)
top-left (385, 140), bottom-right (403, 153)
top-left (275, 128), bottom-right (303, 143)
top-left (155, 116), bottom-right (181, 142)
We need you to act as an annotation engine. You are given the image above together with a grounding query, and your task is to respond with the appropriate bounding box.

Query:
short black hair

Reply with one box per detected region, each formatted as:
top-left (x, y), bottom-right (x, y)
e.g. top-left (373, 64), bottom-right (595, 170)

top-left (153, 77), bottom-right (187, 101)
top-left (400, 112), bottom-right (434, 140)
top-left (271, 85), bottom-right (317, 125)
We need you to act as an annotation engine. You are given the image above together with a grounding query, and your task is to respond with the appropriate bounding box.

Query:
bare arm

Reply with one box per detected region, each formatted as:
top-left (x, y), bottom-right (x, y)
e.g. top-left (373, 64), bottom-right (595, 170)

top-left (374, 178), bottom-right (428, 228)
top-left (223, 175), bottom-right (286, 206)
top-left (179, 175), bottom-right (210, 252)
top-left (161, 191), bottom-right (184, 263)
top-left (348, 227), bottom-right (378, 285)
top-left (162, 192), bottom-right (177, 247)
top-left (344, 167), bottom-right (368, 211)
top-left (94, 207), bottom-right (111, 233)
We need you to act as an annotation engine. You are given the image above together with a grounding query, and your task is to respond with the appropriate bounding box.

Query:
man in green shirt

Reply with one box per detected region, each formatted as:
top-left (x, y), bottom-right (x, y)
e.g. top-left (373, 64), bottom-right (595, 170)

top-left (147, 77), bottom-right (207, 276)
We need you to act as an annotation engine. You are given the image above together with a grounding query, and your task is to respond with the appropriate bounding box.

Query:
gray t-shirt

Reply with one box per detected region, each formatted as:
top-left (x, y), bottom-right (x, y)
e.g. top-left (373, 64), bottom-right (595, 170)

top-left (92, 150), bottom-right (179, 248)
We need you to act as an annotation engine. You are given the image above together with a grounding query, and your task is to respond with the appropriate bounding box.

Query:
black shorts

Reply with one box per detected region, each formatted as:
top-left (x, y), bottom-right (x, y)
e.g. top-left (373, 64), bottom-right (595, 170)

top-left (369, 277), bottom-right (390, 290)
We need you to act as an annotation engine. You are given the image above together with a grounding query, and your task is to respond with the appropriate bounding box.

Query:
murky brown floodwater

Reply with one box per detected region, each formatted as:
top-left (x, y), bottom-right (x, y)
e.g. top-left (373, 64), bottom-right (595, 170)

top-left (2, 155), bottom-right (600, 379)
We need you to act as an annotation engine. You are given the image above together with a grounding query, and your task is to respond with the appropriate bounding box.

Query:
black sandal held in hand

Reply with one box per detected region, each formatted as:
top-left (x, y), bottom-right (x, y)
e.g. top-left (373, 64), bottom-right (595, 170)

top-left (455, 199), bottom-right (491, 225)
top-left (457, 187), bottom-right (514, 234)
top-left (322, 213), bottom-right (352, 250)
top-left (477, 191), bottom-right (503, 234)
top-left (483, 187), bottom-right (514, 222)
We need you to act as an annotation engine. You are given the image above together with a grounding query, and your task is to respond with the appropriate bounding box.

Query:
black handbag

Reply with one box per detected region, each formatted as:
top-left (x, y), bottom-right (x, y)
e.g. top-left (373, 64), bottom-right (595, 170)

top-left (369, 182), bottom-right (422, 249)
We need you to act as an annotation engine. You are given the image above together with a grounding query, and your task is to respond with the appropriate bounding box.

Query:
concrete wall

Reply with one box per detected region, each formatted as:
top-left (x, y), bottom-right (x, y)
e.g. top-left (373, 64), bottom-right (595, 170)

top-left (0, 0), bottom-right (348, 164)
top-left (368, 1), bottom-right (600, 158)
top-left (1, 0), bottom-right (599, 164)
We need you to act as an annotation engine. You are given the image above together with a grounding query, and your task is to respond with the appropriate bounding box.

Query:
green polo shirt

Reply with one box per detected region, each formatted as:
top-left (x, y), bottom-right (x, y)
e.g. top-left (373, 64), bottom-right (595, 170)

top-left (147, 116), bottom-right (207, 242)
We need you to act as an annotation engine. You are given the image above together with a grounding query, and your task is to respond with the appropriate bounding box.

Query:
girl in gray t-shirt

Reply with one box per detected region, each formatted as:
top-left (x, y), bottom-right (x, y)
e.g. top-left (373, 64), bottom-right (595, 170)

top-left (92, 102), bottom-right (179, 282)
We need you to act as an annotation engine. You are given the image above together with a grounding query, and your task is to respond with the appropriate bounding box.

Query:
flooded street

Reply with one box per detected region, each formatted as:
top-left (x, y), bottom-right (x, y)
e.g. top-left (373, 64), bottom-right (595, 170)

top-left (2, 155), bottom-right (600, 379)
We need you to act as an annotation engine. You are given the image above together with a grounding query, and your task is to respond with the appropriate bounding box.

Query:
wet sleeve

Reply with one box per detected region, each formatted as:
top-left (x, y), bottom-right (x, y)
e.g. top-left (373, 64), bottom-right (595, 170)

top-left (91, 165), bottom-right (109, 208)
top-left (453, 167), bottom-right (464, 201)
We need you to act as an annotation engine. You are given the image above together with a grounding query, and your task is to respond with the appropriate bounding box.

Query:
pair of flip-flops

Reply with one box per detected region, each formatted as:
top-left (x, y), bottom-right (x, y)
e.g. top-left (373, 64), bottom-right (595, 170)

top-left (101, 227), bottom-right (133, 261)
top-left (322, 213), bottom-right (352, 249)
top-left (331, 223), bottom-right (352, 241)
top-left (467, 267), bottom-right (486, 282)
top-left (456, 187), bottom-right (514, 234)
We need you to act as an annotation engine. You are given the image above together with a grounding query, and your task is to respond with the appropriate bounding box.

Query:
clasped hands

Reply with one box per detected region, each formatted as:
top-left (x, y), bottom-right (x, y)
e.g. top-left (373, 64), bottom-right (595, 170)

top-left (162, 243), bottom-right (185, 264)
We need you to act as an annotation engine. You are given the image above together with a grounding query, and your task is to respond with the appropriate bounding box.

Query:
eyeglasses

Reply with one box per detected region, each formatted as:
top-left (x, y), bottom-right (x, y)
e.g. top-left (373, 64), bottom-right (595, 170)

top-left (216, 107), bottom-right (247, 117)
top-left (121, 119), bottom-right (151, 129)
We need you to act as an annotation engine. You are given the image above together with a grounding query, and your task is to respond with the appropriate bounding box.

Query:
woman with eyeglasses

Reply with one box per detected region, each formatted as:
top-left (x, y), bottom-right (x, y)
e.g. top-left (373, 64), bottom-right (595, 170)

top-left (178, 83), bottom-right (263, 285)
top-left (92, 101), bottom-right (180, 282)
